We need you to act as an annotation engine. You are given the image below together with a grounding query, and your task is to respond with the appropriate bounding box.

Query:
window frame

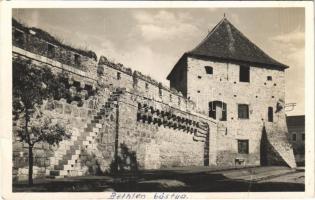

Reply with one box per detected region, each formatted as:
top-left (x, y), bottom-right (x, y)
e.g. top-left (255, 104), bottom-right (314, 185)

top-left (239, 65), bottom-right (250, 82)
top-left (238, 104), bottom-right (249, 119)
top-left (204, 66), bottom-right (213, 75)
top-left (209, 101), bottom-right (227, 121)
top-left (117, 72), bottom-right (121, 80)
top-left (292, 133), bottom-right (297, 141)
top-left (268, 107), bottom-right (274, 122)
top-left (237, 139), bottom-right (249, 154)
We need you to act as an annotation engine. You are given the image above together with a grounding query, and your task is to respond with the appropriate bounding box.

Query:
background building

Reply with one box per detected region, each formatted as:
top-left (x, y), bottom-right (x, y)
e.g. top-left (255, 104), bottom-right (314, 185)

top-left (286, 115), bottom-right (305, 166)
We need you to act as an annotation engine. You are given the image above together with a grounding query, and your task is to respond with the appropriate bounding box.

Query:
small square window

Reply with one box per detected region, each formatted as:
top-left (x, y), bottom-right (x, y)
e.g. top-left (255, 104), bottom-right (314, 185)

top-left (205, 66), bottom-right (213, 74)
top-left (238, 104), bottom-right (249, 119)
top-left (267, 76), bottom-right (272, 81)
top-left (197, 90), bottom-right (200, 93)
top-left (198, 76), bottom-right (202, 79)
top-left (238, 140), bottom-right (249, 154)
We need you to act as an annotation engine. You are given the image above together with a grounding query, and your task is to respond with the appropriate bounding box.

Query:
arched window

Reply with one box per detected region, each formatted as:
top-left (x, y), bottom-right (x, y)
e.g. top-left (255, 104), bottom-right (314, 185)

top-left (205, 66), bottom-right (213, 75)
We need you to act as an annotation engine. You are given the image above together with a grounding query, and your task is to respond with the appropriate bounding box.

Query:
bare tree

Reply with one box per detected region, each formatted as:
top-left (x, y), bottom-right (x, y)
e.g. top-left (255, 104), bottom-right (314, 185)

top-left (13, 58), bottom-right (70, 185)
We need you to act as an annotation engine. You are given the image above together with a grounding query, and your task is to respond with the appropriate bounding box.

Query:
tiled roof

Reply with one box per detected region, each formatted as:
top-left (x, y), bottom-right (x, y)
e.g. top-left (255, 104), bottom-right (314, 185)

top-left (286, 115), bottom-right (305, 127)
top-left (188, 18), bottom-right (288, 69)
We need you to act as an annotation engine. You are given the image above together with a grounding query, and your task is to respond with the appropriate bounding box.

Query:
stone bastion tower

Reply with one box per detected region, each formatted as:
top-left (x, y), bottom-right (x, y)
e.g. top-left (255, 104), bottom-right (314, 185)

top-left (167, 17), bottom-right (296, 168)
top-left (12, 17), bottom-right (296, 181)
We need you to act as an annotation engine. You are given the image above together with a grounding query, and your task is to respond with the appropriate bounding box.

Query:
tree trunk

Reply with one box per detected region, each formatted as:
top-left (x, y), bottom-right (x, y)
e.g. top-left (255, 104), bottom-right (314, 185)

top-left (113, 104), bottom-right (119, 175)
top-left (28, 145), bottom-right (33, 186)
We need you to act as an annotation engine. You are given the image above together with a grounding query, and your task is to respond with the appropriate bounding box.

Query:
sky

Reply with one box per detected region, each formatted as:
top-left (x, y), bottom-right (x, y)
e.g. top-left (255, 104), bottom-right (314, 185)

top-left (12, 8), bottom-right (305, 116)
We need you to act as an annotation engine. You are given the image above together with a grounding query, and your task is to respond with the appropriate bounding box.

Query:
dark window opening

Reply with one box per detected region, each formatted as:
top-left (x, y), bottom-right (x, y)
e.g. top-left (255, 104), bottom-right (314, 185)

top-left (205, 66), bottom-right (213, 74)
top-left (47, 43), bottom-right (55, 58)
top-left (238, 140), bottom-right (249, 154)
top-left (14, 29), bottom-right (24, 46)
top-left (198, 76), bottom-right (202, 79)
top-left (238, 104), bottom-right (249, 119)
top-left (292, 134), bottom-right (297, 141)
top-left (267, 76), bottom-right (272, 81)
top-left (268, 107), bottom-right (273, 122)
top-left (117, 72), bottom-right (121, 80)
top-left (197, 90), bottom-right (200, 93)
top-left (239, 65), bottom-right (250, 82)
top-left (74, 54), bottom-right (81, 65)
top-left (145, 83), bottom-right (149, 89)
top-left (209, 101), bottom-right (227, 121)
top-left (169, 94), bottom-right (172, 102)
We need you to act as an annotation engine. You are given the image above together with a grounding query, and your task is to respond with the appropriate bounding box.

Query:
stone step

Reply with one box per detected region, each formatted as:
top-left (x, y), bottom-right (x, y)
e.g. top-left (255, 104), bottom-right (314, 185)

top-left (64, 164), bottom-right (77, 171)
top-left (47, 99), bottom-right (114, 178)
top-left (46, 175), bottom-right (65, 179)
top-left (49, 170), bottom-right (61, 176)
top-left (68, 159), bottom-right (79, 165)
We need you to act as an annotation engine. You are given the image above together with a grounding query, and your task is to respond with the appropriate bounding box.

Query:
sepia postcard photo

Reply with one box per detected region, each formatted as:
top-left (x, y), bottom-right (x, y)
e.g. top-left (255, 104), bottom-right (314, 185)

top-left (0, 1), bottom-right (314, 199)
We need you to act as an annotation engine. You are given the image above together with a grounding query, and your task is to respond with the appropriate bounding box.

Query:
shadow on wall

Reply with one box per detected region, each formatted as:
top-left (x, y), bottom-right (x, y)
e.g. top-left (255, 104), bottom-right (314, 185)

top-left (80, 149), bottom-right (104, 176)
top-left (110, 143), bottom-right (139, 175)
top-left (260, 126), bottom-right (269, 166)
top-left (260, 126), bottom-right (287, 167)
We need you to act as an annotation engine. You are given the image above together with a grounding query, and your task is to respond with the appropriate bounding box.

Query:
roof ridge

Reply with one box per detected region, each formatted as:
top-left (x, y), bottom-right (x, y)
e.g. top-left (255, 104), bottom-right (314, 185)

top-left (226, 19), bottom-right (285, 66)
top-left (190, 17), bottom-right (227, 53)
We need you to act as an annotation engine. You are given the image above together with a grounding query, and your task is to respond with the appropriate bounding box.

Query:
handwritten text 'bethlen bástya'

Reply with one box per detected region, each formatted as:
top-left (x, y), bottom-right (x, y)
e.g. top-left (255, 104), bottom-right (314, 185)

top-left (109, 192), bottom-right (188, 199)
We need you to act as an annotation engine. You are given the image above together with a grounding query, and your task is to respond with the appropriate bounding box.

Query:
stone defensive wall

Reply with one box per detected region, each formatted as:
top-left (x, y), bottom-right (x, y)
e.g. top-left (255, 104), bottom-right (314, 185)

top-left (12, 19), bottom-right (217, 180)
top-left (97, 56), bottom-right (197, 112)
top-left (116, 90), bottom-right (217, 169)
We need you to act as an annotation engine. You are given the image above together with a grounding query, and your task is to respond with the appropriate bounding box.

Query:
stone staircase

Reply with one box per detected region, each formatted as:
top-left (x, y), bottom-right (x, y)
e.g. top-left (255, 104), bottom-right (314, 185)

top-left (265, 122), bottom-right (296, 168)
top-left (47, 89), bottom-right (124, 178)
